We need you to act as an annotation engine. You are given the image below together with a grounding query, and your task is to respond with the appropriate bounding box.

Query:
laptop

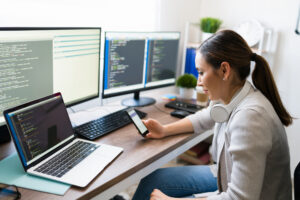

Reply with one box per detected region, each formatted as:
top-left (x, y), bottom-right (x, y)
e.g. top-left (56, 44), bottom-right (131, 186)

top-left (3, 93), bottom-right (123, 187)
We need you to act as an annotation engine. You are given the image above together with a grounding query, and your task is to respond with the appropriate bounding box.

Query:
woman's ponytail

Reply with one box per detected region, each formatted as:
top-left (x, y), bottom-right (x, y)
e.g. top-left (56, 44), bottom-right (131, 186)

top-left (252, 54), bottom-right (293, 126)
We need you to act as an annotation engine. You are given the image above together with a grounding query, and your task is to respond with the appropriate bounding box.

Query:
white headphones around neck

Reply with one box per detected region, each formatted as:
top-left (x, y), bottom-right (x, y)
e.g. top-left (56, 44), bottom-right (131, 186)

top-left (210, 81), bottom-right (252, 123)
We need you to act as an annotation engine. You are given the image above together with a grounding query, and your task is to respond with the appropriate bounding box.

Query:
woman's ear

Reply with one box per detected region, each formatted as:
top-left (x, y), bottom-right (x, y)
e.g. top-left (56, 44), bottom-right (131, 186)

top-left (220, 61), bottom-right (231, 81)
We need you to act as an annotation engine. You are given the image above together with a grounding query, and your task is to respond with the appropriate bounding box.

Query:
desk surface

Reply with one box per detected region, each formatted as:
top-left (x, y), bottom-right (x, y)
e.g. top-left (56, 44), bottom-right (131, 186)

top-left (0, 89), bottom-right (212, 200)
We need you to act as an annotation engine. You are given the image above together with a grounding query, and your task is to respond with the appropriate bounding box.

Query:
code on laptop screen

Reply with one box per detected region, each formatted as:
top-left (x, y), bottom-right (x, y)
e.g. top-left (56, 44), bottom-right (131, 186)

top-left (6, 95), bottom-right (74, 165)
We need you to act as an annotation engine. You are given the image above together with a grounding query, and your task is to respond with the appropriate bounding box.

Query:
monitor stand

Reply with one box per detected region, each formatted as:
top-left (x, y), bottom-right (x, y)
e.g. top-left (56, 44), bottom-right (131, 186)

top-left (0, 125), bottom-right (11, 144)
top-left (121, 91), bottom-right (156, 107)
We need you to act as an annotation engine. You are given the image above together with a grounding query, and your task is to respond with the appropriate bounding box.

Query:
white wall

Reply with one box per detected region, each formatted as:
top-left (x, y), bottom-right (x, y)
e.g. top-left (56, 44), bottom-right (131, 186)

top-left (199, 0), bottom-right (300, 175)
top-left (0, 0), bottom-right (201, 55)
top-left (0, 0), bottom-right (159, 30)
top-left (155, 0), bottom-right (202, 77)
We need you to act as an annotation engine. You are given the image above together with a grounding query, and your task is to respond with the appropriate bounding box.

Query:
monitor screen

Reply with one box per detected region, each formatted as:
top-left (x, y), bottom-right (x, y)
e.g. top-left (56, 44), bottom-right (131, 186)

top-left (103, 32), bottom-right (180, 106)
top-left (0, 27), bottom-right (101, 125)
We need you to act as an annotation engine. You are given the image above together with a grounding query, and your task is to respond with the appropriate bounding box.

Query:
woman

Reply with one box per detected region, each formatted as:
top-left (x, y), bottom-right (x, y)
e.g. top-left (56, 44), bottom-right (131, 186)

top-left (132, 30), bottom-right (293, 200)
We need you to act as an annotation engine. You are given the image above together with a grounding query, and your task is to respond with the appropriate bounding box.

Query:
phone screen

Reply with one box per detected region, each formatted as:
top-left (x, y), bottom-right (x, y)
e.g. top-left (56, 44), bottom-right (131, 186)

top-left (127, 109), bottom-right (149, 137)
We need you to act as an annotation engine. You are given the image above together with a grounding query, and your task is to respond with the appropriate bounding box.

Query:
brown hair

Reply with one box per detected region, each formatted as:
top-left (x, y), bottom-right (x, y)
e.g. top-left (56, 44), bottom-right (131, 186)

top-left (199, 29), bottom-right (292, 126)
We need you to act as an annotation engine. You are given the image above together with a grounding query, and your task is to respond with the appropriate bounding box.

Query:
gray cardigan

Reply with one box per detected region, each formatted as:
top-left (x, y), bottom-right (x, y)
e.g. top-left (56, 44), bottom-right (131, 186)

top-left (187, 86), bottom-right (292, 200)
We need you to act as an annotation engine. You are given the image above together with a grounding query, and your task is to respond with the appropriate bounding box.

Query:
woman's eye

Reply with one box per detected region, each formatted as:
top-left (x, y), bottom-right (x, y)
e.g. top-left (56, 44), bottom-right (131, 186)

top-left (198, 71), bottom-right (203, 76)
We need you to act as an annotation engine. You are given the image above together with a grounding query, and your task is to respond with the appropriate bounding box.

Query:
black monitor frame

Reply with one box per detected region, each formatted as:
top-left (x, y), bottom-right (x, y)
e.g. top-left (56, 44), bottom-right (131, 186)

top-left (102, 31), bottom-right (180, 106)
top-left (0, 27), bottom-right (101, 143)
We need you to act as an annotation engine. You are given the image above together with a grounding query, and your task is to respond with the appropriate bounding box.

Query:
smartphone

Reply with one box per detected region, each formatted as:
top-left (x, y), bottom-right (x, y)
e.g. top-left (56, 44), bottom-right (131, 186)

top-left (126, 108), bottom-right (149, 137)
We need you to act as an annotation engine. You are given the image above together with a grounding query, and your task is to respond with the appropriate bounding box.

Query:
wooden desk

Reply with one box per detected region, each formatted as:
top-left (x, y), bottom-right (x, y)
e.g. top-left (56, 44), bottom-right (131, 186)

top-left (0, 92), bottom-right (213, 200)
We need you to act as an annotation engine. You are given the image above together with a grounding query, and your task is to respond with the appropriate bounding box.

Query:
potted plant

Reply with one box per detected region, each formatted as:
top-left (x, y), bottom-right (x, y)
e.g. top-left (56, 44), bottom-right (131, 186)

top-left (200, 17), bottom-right (222, 42)
top-left (176, 74), bottom-right (197, 99)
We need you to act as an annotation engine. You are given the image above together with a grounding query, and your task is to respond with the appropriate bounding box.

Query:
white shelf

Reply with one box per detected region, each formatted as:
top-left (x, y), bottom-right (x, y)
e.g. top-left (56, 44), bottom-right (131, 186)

top-left (181, 22), bottom-right (201, 75)
top-left (181, 21), bottom-right (274, 75)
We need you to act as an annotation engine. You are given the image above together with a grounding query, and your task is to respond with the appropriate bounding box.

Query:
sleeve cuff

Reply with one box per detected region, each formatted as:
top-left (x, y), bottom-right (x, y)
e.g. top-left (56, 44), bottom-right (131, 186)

top-left (186, 106), bottom-right (214, 134)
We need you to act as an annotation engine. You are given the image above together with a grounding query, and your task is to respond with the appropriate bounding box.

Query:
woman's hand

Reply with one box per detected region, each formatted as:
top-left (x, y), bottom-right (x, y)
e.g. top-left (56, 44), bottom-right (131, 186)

top-left (150, 189), bottom-right (206, 200)
top-left (143, 117), bottom-right (194, 139)
top-left (143, 119), bottom-right (166, 139)
top-left (150, 189), bottom-right (176, 200)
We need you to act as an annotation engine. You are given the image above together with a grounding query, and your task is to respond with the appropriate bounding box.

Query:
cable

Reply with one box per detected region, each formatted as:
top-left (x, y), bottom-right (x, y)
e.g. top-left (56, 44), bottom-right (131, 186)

top-left (153, 104), bottom-right (172, 115)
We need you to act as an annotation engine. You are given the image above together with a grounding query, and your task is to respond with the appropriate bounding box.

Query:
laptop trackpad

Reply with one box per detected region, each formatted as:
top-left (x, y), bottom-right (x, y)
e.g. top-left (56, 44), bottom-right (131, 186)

top-left (62, 143), bottom-right (122, 187)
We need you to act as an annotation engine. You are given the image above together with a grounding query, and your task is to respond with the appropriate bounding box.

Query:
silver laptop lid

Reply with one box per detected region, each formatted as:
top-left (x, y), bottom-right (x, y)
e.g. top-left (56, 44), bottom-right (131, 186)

top-left (4, 93), bottom-right (75, 170)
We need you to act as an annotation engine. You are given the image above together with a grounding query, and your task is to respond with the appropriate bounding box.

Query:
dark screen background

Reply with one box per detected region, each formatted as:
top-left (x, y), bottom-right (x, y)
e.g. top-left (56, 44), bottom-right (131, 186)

top-left (10, 97), bottom-right (73, 162)
top-left (147, 39), bottom-right (179, 82)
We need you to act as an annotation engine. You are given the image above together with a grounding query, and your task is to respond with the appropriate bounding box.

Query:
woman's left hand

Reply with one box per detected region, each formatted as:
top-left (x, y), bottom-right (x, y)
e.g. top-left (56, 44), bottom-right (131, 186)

top-left (149, 189), bottom-right (206, 200)
top-left (150, 189), bottom-right (176, 200)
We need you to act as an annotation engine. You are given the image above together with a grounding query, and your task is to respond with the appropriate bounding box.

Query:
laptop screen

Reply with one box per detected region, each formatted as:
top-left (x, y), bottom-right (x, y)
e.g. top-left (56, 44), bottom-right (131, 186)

top-left (4, 94), bottom-right (74, 167)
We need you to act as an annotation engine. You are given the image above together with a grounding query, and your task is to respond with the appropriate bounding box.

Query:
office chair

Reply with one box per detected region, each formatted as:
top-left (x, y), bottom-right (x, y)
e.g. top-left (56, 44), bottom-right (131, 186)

top-left (295, 161), bottom-right (300, 200)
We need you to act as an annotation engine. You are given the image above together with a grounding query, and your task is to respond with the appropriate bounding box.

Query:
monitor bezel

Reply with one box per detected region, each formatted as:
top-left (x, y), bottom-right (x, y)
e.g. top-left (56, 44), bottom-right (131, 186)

top-left (102, 31), bottom-right (180, 99)
top-left (0, 27), bottom-right (101, 107)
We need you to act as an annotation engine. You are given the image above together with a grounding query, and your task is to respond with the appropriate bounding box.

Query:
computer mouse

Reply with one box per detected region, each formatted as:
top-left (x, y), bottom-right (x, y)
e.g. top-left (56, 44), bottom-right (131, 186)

top-left (170, 110), bottom-right (190, 118)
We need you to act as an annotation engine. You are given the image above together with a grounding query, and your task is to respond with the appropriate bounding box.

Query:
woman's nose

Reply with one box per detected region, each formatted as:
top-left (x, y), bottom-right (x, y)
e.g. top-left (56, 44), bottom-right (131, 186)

top-left (197, 76), bottom-right (203, 86)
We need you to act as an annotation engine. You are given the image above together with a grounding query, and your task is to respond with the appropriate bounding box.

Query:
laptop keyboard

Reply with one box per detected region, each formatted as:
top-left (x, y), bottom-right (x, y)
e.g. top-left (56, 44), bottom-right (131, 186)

top-left (34, 140), bottom-right (99, 178)
top-left (74, 108), bottom-right (147, 140)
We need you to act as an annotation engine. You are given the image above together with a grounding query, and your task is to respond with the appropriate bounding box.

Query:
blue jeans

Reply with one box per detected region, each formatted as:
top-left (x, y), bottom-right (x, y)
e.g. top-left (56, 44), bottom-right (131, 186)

top-left (132, 165), bottom-right (218, 200)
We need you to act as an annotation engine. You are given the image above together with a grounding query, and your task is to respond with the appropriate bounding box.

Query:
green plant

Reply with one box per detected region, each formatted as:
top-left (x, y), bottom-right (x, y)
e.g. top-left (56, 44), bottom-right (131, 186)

top-left (176, 74), bottom-right (197, 88)
top-left (200, 17), bottom-right (222, 33)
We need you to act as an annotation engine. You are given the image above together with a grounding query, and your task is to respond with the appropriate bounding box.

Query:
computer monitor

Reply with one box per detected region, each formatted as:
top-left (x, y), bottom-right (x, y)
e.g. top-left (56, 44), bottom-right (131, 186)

top-left (103, 32), bottom-right (180, 107)
top-left (0, 27), bottom-right (101, 142)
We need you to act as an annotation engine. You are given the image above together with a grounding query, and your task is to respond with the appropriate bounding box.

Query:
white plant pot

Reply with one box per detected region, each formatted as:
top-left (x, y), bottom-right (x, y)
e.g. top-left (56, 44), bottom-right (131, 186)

top-left (179, 87), bottom-right (195, 99)
top-left (202, 32), bottom-right (213, 42)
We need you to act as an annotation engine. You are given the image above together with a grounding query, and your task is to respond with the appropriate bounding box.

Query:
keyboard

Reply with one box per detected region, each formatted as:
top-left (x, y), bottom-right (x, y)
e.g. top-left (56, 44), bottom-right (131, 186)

top-left (35, 141), bottom-right (99, 178)
top-left (74, 107), bottom-right (147, 140)
top-left (165, 100), bottom-right (204, 113)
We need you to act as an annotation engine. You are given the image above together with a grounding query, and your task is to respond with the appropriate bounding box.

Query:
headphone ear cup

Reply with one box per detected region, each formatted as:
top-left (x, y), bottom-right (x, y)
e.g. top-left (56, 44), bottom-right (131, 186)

top-left (209, 82), bottom-right (252, 123)
top-left (210, 104), bottom-right (229, 123)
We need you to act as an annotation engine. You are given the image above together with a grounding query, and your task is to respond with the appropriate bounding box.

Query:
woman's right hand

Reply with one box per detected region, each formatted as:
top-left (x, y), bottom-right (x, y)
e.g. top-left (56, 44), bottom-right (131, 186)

top-left (143, 119), bottom-right (166, 139)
